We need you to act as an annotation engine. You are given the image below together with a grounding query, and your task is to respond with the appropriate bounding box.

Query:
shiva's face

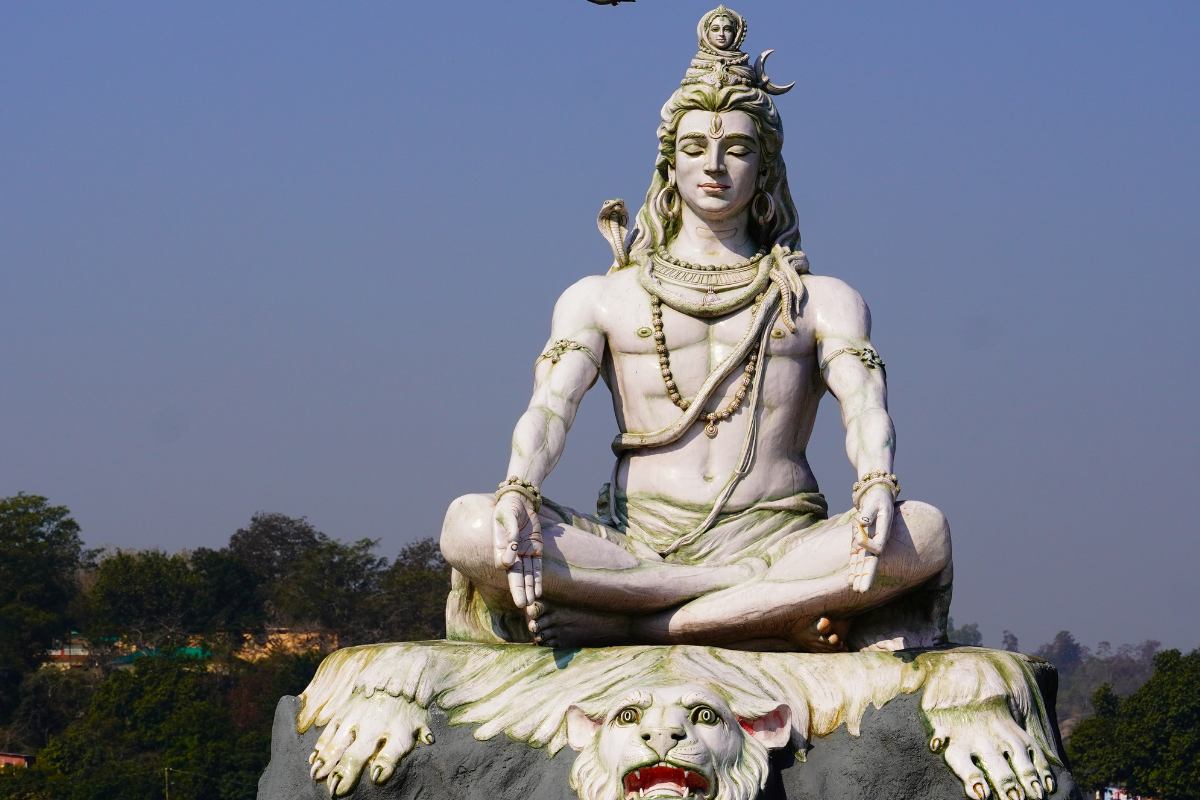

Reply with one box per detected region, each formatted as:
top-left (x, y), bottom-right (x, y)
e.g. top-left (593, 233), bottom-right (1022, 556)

top-left (674, 110), bottom-right (761, 224)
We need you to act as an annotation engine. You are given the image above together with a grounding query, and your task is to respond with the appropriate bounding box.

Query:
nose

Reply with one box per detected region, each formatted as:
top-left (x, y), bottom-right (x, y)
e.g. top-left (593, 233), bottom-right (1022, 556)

top-left (704, 145), bottom-right (725, 175)
top-left (642, 727), bottom-right (687, 760)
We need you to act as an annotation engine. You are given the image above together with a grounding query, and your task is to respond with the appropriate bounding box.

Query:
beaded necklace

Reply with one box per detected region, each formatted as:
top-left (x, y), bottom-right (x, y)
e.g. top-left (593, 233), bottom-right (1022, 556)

top-left (650, 292), bottom-right (765, 437)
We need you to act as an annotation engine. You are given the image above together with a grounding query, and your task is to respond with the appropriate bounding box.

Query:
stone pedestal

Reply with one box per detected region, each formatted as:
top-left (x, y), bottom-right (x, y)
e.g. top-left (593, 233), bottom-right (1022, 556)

top-left (256, 643), bottom-right (1080, 800)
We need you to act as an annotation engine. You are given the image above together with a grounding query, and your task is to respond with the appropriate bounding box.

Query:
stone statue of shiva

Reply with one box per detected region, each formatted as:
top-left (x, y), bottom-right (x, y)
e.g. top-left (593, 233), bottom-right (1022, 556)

top-left (439, 5), bottom-right (953, 654)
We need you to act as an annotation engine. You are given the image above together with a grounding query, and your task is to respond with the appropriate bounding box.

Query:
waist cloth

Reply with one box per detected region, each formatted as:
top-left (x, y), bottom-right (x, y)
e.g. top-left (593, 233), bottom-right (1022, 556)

top-left (543, 486), bottom-right (829, 567)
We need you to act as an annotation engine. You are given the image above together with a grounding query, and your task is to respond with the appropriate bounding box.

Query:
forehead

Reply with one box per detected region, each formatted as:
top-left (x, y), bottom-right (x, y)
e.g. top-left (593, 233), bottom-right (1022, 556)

top-left (677, 110), bottom-right (756, 139)
top-left (709, 15), bottom-right (734, 29)
top-left (651, 684), bottom-right (728, 710)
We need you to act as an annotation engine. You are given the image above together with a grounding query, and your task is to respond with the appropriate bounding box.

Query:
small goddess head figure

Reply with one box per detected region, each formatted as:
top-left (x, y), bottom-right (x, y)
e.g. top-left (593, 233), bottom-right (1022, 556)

top-left (706, 14), bottom-right (737, 51)
top-left (697, 5), bottom-right (747, 54)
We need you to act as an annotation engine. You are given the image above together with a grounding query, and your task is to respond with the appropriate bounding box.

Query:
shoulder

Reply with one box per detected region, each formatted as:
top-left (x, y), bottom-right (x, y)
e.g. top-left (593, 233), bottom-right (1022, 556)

top-left (555, 268), bottom-right (642, 312)
top-left (551, 269), bottom-right (639, 330)
top-left (801, 273), bottom-right (872, 338)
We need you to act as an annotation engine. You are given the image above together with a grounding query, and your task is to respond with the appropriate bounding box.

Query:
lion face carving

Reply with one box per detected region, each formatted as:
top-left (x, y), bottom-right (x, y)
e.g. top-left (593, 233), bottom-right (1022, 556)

top-left (565, 683), bottom-right (791, 800)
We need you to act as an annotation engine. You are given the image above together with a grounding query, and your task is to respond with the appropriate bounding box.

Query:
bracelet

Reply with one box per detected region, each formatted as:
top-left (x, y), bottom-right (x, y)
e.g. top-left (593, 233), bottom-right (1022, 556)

top-left (496, 476), bottom-right (543, 513)
top-left (852, 470), bottom-right (900, 509)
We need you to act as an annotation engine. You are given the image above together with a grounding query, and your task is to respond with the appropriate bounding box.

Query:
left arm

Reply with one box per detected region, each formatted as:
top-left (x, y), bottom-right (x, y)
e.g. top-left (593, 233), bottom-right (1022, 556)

top-left (807, 276), bottom-right (897, 592)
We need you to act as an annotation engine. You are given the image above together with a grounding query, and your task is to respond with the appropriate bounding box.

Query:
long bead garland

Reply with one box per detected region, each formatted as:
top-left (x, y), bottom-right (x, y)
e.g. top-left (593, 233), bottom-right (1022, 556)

top-left (650, 292), bottom-right (764, 437)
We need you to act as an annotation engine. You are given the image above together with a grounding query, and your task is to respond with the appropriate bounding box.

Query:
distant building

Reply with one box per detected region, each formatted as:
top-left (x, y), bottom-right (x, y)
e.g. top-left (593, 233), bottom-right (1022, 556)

top-left (0, 753), bottom-right (32, 768)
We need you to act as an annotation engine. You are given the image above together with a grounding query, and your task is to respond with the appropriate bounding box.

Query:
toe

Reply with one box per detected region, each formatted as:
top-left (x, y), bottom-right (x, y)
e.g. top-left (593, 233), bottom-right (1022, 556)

top-left (943, 745), bottom-right (989, 798)
top-left (976, 747), bottom-right (1022, 800)
top-left (1008, 744), bottom-right (1043, 798)
top-left (367, 729), bottom-right (417, 785)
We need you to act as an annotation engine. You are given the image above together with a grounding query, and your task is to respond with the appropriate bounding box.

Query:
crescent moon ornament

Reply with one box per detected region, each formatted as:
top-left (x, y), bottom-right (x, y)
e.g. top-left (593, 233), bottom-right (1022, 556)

top-left (754, 50), bottom-right (795, 95)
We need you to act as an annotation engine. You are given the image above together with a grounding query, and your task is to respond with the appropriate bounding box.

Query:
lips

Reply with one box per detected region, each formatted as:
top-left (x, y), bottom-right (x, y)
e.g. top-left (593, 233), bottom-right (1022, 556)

top-left (698, 183), bottom-right (730, 191)
top-left (623, 764), bottom-right (710, 798)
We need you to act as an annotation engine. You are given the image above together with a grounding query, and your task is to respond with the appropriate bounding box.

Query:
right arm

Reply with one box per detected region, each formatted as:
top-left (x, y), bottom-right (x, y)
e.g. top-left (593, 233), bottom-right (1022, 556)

top-left (494, 276), bottom-right (606, 608)
top-left (505, 276), bottom-right (606, 486)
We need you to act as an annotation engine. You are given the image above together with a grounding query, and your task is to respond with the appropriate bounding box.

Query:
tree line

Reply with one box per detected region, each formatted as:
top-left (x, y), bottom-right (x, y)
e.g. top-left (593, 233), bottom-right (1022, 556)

top-left (0, 493), bottom-right (450, 800)
top-left (2, 494), bottom-right (1196, 799)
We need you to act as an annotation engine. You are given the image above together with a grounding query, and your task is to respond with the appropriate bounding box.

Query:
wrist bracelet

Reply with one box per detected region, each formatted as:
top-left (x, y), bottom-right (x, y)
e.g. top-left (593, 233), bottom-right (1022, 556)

top-left (852, 470), bottom-right (899, 509)
top-left (496, 476), bottom-right (542, 513)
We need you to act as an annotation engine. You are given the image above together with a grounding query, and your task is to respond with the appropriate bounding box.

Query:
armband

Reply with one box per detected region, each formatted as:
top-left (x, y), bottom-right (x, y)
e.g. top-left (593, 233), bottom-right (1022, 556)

top-left (537, 339), bottom-right (600, 369)
top-left (820, 346), bottom-right (885, 373)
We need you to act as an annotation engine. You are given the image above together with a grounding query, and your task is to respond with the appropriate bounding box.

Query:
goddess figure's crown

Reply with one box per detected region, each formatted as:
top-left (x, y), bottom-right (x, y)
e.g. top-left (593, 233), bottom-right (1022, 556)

top-left (681, 6), bottom-right (794, 95)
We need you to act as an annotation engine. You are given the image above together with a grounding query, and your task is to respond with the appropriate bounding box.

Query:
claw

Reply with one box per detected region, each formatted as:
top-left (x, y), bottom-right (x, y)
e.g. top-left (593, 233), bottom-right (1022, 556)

top-left (327, 774), bottom-right (340, 797)
top-left (371, 764), bottom-right (384, 784)
top-left (310, 758), bottom-right (324, 780)
top-left (1030, 779), bottom-right (1044, 799)
top-left (930, 737), bottom-right (942, 752)
top-left (309, 750), bottom-right (318, 765)
top-left (1007, 788), bottom-right (1022, 800)
top-left (974, 782), bottom-right (988, 800)
top-left (1045, 776), bottom-right (1056, 795)
top-left (419, 727), bottom-right (435, 745)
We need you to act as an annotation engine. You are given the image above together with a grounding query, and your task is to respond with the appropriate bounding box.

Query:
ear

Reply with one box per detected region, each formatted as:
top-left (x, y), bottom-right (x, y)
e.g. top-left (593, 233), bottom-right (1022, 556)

top-left (737, 704), bottom-right (792, 750)
top-left (566, 705), bottom-right (603, 752)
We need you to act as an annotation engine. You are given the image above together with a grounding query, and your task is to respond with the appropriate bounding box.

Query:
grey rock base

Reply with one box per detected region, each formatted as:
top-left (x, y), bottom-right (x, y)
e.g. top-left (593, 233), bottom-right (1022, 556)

top-left (258, 685), bottom-right (1082, 800)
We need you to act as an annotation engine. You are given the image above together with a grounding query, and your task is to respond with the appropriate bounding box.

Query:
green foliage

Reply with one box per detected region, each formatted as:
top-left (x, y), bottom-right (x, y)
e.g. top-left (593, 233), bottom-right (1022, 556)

top-left (270, 537), bottom-right (387, 645)
top-left (84, 551), bottom-right (207, 651)
top-left (1068, 649), bottom-right (1200, 800)
top-left (0, 494), bottom-right (83, 721)
top-left (375, 538), bottom-right (453, 643)
top-left (1036, 631), bottom-right (1086, 676)
top-left (947, 617), bottom-right (983, 646)
top-left (1055, 639), bottom-right (1159, 731)
top-left (2, 667), bottom-right (99, 752)
top-left (0, 651), bottom-right (322, 800)
top-left (0, 496), bottom-right (451, 797)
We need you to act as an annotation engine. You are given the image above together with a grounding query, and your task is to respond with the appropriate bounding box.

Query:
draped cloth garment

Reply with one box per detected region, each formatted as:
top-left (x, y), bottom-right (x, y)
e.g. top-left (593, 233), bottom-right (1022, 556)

top-left (445, 488), bottom-right (833, 644)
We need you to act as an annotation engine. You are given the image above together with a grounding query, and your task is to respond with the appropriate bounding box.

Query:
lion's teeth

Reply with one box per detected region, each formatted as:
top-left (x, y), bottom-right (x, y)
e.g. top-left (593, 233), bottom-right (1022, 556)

top-left (635, 771), bottom-right (641, 780)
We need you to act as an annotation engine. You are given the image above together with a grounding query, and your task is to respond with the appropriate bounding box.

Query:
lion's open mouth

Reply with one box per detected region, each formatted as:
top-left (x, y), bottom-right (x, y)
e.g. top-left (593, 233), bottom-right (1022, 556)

top-left (622, 764), bottom-right (710, 798)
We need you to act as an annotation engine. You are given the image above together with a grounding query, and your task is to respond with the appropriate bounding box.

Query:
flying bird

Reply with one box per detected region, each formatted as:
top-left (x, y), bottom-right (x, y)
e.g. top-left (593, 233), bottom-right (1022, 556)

top-left (587, 0), bottom-right (635, 5)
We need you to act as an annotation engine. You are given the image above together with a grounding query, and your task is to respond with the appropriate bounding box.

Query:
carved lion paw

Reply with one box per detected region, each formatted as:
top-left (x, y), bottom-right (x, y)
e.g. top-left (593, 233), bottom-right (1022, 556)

top-left (308, 689), bottom-right (434, 797)
top-left (926, 700), bottom-right (1058, 800)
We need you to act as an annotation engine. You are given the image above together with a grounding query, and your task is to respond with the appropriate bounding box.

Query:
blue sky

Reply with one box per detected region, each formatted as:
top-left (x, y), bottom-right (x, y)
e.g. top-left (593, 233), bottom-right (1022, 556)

top-left (1, 1), bottom-right (1197, 651)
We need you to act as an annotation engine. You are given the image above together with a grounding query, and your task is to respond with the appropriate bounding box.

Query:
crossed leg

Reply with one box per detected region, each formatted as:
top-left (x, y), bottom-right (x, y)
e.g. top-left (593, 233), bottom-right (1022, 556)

top-left (440, 494), bottom-right (951, 652)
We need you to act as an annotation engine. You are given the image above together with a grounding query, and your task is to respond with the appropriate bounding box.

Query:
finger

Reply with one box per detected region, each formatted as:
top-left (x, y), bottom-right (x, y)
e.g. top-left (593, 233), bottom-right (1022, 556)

top-left (870, 503), bottom-right (895, 554)
top-left (508, 567), bottom-right (529, 608)
top-left (522, 555), bottom-right (535, 603)
top-left (864, 554), bottom-right (883, 592)
top-left (532, 554), bottom-right (543, 599)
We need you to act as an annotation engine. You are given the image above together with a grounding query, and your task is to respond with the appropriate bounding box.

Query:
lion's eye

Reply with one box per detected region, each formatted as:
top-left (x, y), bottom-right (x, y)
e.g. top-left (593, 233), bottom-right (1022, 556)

top-left (616, 707), bottom-right (640, 726)
top-left (691, 706), bottom-right (719, 726)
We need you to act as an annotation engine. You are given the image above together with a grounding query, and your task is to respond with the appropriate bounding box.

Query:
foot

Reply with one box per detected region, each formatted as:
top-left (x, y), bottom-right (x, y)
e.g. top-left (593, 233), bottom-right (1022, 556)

top-left (526, 601), bottom-right (631, 648)
top-left (309, 691), bottom-right (433, 796)
top-left (927, 698), bottom-right (1059, 800)
top-left (788, 616), bottom-right (850, 652)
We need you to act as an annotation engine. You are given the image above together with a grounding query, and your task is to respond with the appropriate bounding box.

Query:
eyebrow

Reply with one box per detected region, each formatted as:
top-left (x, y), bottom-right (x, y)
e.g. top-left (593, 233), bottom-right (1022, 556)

top-left (723, 132), bottom-right (757, 144)
top-left (679, 132), bottom-right (708, 143)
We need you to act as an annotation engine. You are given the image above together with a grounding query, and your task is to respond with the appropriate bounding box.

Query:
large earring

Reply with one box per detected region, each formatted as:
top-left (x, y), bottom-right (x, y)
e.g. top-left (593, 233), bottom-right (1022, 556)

top-left (655, 182), bottom-right (681, 221)
top-left (752, 190), bottom-right (775, 227)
